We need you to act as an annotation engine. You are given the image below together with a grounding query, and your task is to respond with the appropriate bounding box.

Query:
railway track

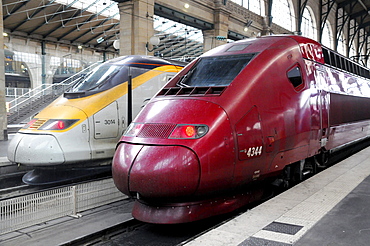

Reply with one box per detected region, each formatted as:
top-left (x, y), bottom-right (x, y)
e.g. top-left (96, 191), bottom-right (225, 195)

top-left (0, 174), bottom-right (113, 200)
top-left (63, 204), bottom-right (246, 246)
top-left (59, 217), bottom-right (143, 246)
top-left (0, 169), bottom-right (32, 199)
top-left (0, 168), bottom-right (112, 200)
top-left (0, 155), bottom-right (112, 200)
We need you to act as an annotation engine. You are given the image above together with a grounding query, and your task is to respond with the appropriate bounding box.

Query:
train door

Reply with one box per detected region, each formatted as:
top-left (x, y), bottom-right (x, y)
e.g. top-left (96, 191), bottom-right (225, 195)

top-left (235, 106), bottom-right (264, 161)
top-left (317, 71), bottom-right (329, 148)
top-left (314, 70), bottom-right (330, 167)
top-left (90, 101), bottom-right (119, 159)
top-left (93, 101), bottom-right (119, 139)
top-left (234, 106), bottom-right (264, 182)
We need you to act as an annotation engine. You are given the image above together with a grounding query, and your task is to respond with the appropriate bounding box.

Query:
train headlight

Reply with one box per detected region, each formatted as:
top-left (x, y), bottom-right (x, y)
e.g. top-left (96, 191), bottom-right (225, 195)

top-left (38, 119), bottom-right (78, 130)
top-left (124, 123), bottom-right (208, 139)
top-left (169, 124), bottom-right (209, 139)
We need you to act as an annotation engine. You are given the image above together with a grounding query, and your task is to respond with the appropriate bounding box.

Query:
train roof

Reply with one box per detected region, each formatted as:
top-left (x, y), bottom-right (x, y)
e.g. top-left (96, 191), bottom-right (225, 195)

top-left (201, 35), bottom-right (325, 64)
top-left (107, 55), bottom-right (187, 68)
top-left (195, 34), bottom-right (369, 84)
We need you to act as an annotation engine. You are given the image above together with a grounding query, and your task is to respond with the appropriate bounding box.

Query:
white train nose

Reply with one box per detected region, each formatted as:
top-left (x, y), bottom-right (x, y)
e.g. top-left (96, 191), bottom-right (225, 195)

top-left (8, 134), bottom-right (65, 165)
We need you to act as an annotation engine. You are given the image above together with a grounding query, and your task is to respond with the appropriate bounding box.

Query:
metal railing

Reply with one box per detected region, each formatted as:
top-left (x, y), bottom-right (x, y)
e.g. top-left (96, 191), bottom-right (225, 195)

top-left (0, 178), bottom-right (126, 235)
top-left (7, 61), bottom-right (102, 124)
top-left (5, 87), bottom-right (31, 98)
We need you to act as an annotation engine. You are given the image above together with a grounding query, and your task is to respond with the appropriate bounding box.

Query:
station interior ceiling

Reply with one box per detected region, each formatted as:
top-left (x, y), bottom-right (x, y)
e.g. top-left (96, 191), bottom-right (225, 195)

top-left (2, 0), bottom-right (204, 59)
top-left (2, 0), bottom-right (370, 60)
top-left (337, 0), bottom-right (370, 37)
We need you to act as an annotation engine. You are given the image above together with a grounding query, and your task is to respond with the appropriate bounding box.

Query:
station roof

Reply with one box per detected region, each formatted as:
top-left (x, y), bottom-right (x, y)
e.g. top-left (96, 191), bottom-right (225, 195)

top-left (2, 0), bottom-right (370, 59)
top-left (336, 0), bottom-right (370, 39)
top-left (3, 0), bottom-right (121, 53)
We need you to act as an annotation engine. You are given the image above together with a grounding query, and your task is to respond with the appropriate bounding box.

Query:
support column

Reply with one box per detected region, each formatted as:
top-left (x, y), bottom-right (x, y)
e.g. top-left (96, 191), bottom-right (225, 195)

top-left (203, 1), bottom-right (230, 52)
top-left (116, 0), bottom-right (155, 56)
top-left (0, 0), bottom-right (7, 140)
top-left (261, 0), bottom-right (273, 36)
top-left (41, 41), bottom-right (46, 86)
top-left (202, 29), bottom-right (216, 53)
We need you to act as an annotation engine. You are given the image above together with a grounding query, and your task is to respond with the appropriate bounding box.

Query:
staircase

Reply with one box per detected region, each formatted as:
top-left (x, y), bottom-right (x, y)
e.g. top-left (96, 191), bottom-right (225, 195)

top-left (7, 61), bottom-right (102, 125)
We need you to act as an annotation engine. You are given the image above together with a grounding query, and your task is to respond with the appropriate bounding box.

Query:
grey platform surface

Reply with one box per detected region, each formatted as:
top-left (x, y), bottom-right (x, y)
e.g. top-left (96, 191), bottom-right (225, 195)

top-left (0, 200), bottom-right (133, 246)
top-left (185, 147), bottom-right (370, 246)
top-left (295, 175), bottom-right (370, 246)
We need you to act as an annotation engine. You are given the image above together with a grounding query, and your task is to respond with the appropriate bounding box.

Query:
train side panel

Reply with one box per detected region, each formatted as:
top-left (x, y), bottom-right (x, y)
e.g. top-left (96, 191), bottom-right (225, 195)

top-left (306, 58), bottom-right (370, 157)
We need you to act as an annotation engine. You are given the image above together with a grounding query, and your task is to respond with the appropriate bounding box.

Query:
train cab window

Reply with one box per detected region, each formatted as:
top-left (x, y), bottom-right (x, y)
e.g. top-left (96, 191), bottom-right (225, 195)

top-left (68, 64), bottom-right (148, 96)
top-left (177, 53), bottom-right (256, 87)
top-left (287, 66), bottom-right (303, 89)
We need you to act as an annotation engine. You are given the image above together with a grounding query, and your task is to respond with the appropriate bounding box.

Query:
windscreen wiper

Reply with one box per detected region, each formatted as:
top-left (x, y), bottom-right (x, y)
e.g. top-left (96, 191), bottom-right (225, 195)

top-left (177, 67), bottom-right (197, 87)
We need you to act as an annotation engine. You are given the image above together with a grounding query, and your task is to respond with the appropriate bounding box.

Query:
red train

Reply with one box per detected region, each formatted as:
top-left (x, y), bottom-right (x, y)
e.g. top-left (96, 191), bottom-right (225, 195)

top-left (112, 35), bottom-right (370, 223)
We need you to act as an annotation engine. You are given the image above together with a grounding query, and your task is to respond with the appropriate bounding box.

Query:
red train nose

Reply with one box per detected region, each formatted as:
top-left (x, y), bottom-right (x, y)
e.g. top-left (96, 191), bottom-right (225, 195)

top-left (113, 143), bottom-right (200, 198)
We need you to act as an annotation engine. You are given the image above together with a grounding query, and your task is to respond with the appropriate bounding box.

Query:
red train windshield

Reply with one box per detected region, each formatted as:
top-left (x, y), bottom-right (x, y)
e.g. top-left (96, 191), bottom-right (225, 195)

top-left (178, 53), bottom-right (257, 87)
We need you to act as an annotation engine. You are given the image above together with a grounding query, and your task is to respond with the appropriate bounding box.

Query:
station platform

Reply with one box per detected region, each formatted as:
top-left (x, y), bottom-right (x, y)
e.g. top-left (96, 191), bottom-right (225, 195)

top-left (0, 199), bottom-right (132, 246)
top-left (185, 146), bottom-right (370, 246)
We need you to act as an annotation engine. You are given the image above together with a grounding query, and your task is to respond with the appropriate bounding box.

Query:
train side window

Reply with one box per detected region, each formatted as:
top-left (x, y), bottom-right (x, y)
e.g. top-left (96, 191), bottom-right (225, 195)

top-left (322, 48), bottom-right (330, 64)
top-left (335, 54), bottom-right (340, 69)
top-left (287, 66), bottom-right (303, 89)
top-left (338, 56), bottom-right (342, 70)
top-left (355, 65), bottom-right (359, 76)
top-left (330, 52), bottom-right (336, 67)
top-left (363, 68), bottom-right (367, 77)
top-left (361, 68), bottom-right (367, 78)
top-left (340, 57), bottom-right (346, 71)
top-left (349, 61), bottom-right (354, 74)
top-left (346, 60), bottom-right (351, 73)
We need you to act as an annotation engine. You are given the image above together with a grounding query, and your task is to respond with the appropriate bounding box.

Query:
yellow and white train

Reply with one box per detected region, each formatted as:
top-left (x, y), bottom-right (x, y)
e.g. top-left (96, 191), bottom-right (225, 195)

top-left (7, 55), bottom-right (185, 184)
